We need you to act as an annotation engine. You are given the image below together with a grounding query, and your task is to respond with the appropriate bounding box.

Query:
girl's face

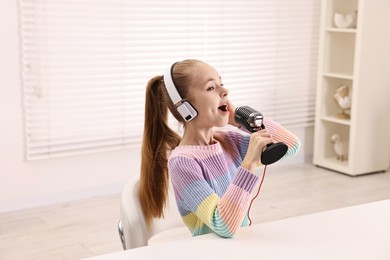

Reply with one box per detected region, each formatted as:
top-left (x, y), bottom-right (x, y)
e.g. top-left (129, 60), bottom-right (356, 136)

top-left (188, 62), bottom-right (230, 128)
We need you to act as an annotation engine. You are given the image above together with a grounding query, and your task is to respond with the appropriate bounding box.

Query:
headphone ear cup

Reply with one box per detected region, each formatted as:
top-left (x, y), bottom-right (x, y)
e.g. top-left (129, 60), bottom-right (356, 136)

top-left (177, 101), bottom-right (198, 122)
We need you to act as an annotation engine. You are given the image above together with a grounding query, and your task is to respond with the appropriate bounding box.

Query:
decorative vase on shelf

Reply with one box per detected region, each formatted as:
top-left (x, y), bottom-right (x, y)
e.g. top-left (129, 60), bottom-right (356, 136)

top-left (333, 11), bottom-right (357, 29)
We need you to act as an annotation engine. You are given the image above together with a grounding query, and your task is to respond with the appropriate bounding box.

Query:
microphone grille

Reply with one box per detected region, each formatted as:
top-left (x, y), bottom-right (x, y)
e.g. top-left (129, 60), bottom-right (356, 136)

top-left (235, 106), bottom-right (258, 132)
top-left (235, 106), bottom-right (256, 118)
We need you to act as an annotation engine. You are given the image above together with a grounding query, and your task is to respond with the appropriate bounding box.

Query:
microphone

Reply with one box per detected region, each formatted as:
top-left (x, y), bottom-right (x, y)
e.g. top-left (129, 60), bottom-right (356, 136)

top-left (234, 106), bottom-right (288, 165)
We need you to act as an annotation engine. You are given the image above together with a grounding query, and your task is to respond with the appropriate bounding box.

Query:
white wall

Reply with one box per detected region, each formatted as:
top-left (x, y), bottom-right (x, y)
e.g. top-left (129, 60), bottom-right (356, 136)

top-left (0, 0), bottom-right (313, 213)
top-left (0, 0), bottom-right (141, 213)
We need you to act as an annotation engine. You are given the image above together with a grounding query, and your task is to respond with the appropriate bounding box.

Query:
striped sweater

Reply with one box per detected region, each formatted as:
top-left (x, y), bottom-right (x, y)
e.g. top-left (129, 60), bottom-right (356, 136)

top-left (168, 117), bottom-right (301, 238)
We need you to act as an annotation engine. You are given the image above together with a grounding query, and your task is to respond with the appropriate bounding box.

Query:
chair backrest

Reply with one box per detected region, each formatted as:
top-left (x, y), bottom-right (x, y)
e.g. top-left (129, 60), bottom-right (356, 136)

top-left (119, 175), bottom-right (186, 249)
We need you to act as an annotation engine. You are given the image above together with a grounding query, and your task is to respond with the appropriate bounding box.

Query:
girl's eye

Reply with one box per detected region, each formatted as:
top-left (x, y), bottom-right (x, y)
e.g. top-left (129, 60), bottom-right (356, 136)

top-left (207, 86), bottom-right (215, 91)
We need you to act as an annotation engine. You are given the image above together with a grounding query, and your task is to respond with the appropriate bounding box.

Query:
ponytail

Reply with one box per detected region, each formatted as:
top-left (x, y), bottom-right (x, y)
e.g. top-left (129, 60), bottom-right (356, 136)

top-left (139, 76), bottom-right (181, 228)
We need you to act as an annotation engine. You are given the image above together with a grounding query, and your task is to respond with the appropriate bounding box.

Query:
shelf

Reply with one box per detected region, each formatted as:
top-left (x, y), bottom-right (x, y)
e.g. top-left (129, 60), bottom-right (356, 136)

top-left (321, 116), bottom-right (350, 125)
top-left (322, 72), bottom-right (353, 80)
top-left (326, 28), bottom-right (356, 33)
top-left (316, 157), bottom-right (349, 173)
top-left (323, 32), bottom-right (355, 76)
top-left (314, 0), bottom-right (390, 176)
top-left (325, 0), bottom-right (358, 30)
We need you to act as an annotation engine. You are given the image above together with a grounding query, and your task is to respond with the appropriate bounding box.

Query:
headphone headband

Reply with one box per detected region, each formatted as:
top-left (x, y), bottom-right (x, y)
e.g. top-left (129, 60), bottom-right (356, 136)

top-left (163, 63), bottom-right (182, 106)
top-left (163, 62), bottom-right (198, 122)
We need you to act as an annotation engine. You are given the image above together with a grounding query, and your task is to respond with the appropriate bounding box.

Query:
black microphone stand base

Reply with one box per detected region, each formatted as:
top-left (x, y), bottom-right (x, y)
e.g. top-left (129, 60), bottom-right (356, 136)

top-left (261, 142), bottom-right (288, 165)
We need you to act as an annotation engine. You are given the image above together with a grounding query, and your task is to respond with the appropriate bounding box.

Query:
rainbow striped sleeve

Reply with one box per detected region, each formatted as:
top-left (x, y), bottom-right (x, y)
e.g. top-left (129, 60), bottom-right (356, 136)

top-left (169, 155), bottom-right (258, 238)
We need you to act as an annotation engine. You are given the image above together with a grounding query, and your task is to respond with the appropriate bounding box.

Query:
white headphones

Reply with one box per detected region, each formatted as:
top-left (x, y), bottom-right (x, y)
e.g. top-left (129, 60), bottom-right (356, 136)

top-left (164, 63), bottom-right (198, 122)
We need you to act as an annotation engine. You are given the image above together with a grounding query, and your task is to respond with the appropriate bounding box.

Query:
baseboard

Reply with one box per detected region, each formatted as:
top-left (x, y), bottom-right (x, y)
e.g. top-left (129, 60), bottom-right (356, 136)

top-left (0, 180), bottom-right (126, 213)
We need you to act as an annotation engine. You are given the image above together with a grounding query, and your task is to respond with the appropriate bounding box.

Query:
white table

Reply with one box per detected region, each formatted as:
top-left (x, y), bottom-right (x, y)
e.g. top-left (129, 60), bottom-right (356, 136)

top-left (84, 199), bottom-right (390, 260)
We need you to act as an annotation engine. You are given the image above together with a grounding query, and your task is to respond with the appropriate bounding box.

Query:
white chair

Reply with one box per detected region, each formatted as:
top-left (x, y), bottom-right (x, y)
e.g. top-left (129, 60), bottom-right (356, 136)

top-left (118, 175), bottom-right (190, 250)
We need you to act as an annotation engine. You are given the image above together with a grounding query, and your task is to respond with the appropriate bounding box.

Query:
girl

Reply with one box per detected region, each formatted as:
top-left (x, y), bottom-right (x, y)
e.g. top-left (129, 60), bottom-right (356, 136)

top-left (140, 59), bottom-right (300, 238)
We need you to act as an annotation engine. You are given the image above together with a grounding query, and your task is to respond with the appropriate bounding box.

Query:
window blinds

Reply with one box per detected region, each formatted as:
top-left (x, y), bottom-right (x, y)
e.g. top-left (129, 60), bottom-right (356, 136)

top-left (19, 0), bottom-right (320, 160)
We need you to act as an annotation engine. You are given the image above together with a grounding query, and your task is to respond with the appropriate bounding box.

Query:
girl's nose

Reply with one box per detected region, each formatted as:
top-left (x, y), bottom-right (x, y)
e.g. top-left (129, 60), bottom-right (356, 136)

top-left (221, 86), bottom-right (229, 97)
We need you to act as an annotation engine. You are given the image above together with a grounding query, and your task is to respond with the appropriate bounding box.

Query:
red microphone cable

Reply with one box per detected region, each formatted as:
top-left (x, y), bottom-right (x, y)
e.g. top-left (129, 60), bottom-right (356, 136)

top-left (248, 165), bottom-right (267, 226)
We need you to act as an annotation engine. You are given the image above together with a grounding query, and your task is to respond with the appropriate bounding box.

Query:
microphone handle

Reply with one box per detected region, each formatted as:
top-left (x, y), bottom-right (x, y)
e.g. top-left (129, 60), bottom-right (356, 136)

top-left (261, 142), bottom-right (288, 165)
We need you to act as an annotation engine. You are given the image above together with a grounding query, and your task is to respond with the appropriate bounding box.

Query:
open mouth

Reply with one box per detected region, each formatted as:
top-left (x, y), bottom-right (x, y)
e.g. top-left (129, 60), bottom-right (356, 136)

top-left (218, 104), bottom-right (228, 112)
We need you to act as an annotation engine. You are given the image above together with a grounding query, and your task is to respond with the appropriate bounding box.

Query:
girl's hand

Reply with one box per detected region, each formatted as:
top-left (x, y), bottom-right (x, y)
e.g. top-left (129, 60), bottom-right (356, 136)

top-left (241, 129), bottom-right (274, 172)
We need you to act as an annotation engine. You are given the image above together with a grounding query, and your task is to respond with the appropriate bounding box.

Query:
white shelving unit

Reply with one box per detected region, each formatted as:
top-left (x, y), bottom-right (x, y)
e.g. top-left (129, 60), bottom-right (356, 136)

top-left (313, 0), bottom-right (390, 176)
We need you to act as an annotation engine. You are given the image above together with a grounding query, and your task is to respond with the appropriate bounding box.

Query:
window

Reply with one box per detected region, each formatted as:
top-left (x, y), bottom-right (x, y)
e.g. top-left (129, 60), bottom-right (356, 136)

top-left (19, 0), bottom-right (320, 160)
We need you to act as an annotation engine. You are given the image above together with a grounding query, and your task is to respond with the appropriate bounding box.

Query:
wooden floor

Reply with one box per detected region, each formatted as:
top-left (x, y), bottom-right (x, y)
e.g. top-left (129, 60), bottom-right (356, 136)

top-left (1, 163), bottom-right (390, 260)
